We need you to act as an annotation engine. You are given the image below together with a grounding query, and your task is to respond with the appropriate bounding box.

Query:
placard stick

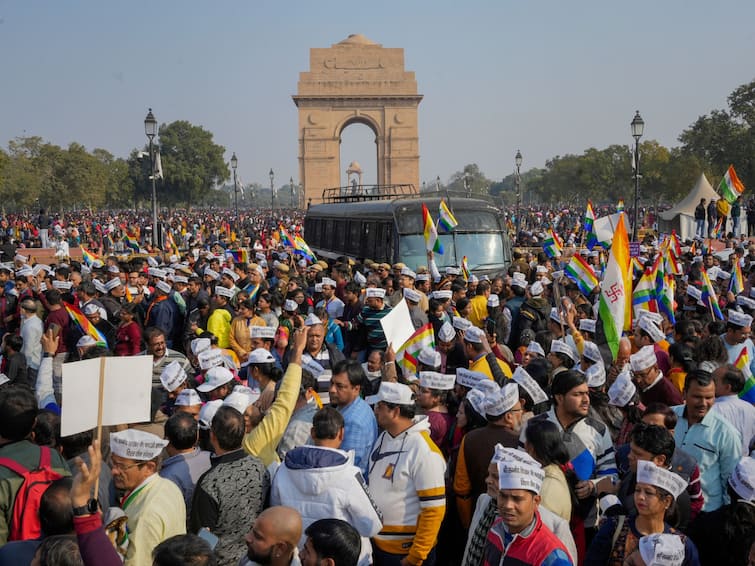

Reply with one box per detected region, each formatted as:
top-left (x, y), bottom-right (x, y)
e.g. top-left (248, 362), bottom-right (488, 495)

top-left (94, 356), bottom-right (106, 499)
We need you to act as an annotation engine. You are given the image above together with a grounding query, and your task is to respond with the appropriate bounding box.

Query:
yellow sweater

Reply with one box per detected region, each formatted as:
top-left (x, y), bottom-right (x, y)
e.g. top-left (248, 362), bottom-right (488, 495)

top-left (242, 362), bottom-right (302, 467)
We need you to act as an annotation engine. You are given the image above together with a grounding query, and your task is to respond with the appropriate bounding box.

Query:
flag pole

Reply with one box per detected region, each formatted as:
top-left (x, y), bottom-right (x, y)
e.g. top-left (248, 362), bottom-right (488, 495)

top-left (94, 356), bottom-right (106, 499)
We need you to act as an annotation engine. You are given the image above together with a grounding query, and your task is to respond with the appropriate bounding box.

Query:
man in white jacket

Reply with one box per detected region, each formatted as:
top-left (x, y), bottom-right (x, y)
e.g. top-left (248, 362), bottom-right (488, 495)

top-left (271, 406), bottom-right (382, 566)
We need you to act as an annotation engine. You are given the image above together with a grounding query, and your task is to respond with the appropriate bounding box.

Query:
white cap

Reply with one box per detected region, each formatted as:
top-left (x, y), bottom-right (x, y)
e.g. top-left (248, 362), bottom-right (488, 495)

top-left (53, 280), bottom-right (73, 290)
top-left (160, 361), bottom-right (187, 392)
top-left (400, 267), bottom-right (417, 279)
top-left (582, 341), bottom-right (603, 364)
top-left (155, 280), bottom-right (172, 294)
top-left (14, 253), bottom-right (28, 263)
top-left (198, 349), bottom-right (224, 370)
top-left (483, 382), bottom-right (520, 416)
top-left (353, 271), bottom-right (367, 285)
top-left (599, 494), bottom-right (622, 514)
top-left (728, 456), bottom-right (755, 503)
top-left (203, 268), bottom-right (220, 280)
top-left (148, 267), bottom-right (167, 279)
top-left (304, 313), bottom-right (322, 326)
top-left (110, 429), bottom-right (168, 461)
top-left (608, 369), bottom-right (636, 407)
top-left (463, 327), bottom-right (484, 344)
top-left (283, 299), bottom-right (298, 312)
top-left (433, 290), bottom-right (452, 300)
top-left (250, 326), bottom-right (276, 340)
top-left (550, 339), bottom-right (577, 362)
top-left (585, 363), bottom-right (606, 388)
top-left (417, 347), bottom-right (441, 368)
top-left (639, 533), bottom-right (686, 566)
top-left (686, 286), bottom-right (702, 302)
top-left (446, 266), bottom-right (461, 275)
top-left (76, 335), bottom-right (97, 349)
top-left (15, 267), bottom-right (33, 277)
top-left (465, 388), bottom-right (487, 417)
top-left (365, 382), bottom-right (415, 406)
top-left (223, 390), bottom-right (257, 414)
top-left (321, 277), bottom-right (337, 288)
top-left (636, 460), bottom-right (688, 499)
top-left (536, 265), bottom-right (548, 274)
top-left (487, 295), bottom-right (500, 308)
top-left (579, 319), bottom-right (596, 333)
top-left (455, 368), bottom-right (489, 389)
top-left (418, 371), bottom-right (455, 391)
top-left (197, 366), bottom-right (234, 392)
top-left (453, 317), bottom-right (472, 331)
top-left (530, 281), bottom-right (544, 296)
top-left (104, 279), bottom-right (122, 292)
top-left (215, 286), bottom-right (234, 299)
top-left (526, 341), bottom-right (545, 357)
top-left (549, 308), bottom-right (562, 324)
top-left (511, 274), bottom-right (527, 289)
top-left (511, 366), bottom-right (548, 405)
top-left (83, 303), bottom-right (99, 316)
top-left (247, 348), bottom-right (275, 365)
top-left (365, 287), bottom-right (386, 299)
top-left (175, 389), bottom-right (202, 407)
top-left (415, 273), bottom-right (429, 282)
top-left (630, 345), bottom-right (657, 372)
top-left (403, 288), bottom-right (421, 303)
top-left (222, 268), bottom-right (239, 281)
top-left (191, 338), bottom-right (211, 356)
top-left (301, 358), bottom-right (325, 379)
top-left (93, 280), bottom-right (107, 294)
top-left (638, 317), bottom-right (665, 343)
top-left (728, 309), bottom-right (753, 328)
top-left (107, 265), bottom-right (120, 274)
top-left (438, 322), bottom-right (455, 342)
top-left (736, 295), bottom-right (755, 310)
top-left (497, 449), bottom-right (545, 494)
top-left (198, 399), bottom-right (223, 430)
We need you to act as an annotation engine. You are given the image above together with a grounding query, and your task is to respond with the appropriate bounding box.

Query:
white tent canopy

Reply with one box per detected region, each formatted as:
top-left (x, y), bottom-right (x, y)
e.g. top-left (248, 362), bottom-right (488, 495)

top-left (658, 173), bottom-right (719, 241)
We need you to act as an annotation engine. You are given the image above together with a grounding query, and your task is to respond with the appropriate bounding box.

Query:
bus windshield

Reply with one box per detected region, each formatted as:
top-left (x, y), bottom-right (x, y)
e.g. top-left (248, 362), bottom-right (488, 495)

top-left (398, 233), bottom-right (505, 272)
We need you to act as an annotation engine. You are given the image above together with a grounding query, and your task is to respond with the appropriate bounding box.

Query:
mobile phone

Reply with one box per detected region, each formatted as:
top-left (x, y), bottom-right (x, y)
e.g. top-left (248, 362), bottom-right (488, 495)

top-left (197, 527), bottom-right (219, 549)
top-left (48, 323), bottom-right (61, 338)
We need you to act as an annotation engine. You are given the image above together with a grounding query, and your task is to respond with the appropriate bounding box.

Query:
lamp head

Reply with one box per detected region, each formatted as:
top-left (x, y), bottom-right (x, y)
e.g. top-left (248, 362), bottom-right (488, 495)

top-left (144, 108), bottom-right (157, 140)
top-left (230, 152), bottom-right (238, 170)
top-left (631, 110), bottom-right (645, 140)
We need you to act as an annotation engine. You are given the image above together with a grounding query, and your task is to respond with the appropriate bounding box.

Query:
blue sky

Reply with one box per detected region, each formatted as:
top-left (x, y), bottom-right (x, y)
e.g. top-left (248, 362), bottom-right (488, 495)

top-left (1, 1), bottom-right (753, 189)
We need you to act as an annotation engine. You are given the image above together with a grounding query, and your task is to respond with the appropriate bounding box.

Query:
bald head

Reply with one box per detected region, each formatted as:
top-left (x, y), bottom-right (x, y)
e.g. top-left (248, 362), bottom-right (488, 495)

top-left (246, 506), bottom-right (303, 564)
top-left (262, 506), bottom-right (302, 547)
top-left (616, 337), bottom-right (631, 366)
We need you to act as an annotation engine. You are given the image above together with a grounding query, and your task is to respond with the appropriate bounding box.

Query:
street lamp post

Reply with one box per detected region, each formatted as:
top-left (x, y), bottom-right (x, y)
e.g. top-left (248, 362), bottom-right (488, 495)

top-left (231, 152), bottom-right (238, 224)
top-left (464, 173), bottom-right (470, 197)
top-left (515, 149), bottom-right (523, 237)
top-left (269, 169), bottom-right (275, 213)
top-left (144, 108), bottom-right (158, 248)
top-left (435, 176), bottom-right (441, 191)
top-left (290, 177), bottom-right (294, 209)
top-left (630, 110), bottom-right (645, 242)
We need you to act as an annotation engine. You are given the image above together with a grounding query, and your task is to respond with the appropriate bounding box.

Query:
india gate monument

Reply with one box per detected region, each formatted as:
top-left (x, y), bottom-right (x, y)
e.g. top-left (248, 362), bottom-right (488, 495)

top-left (293, 34), bottom-right (423, 204)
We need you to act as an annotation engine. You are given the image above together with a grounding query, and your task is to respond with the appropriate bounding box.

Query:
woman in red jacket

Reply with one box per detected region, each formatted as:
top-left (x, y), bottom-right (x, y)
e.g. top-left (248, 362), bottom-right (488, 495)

top-left (114, 302), bottom-right (142, 356)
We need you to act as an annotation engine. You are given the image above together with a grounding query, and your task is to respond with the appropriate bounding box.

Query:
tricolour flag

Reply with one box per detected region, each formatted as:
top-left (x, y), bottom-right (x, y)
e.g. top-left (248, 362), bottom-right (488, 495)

top-left (584, 201), bottom-right (599, 250)
top-left (422, 203), bottom-right (443, 254)
top-left (542, 229), bottom-right (563, 259)
top-left (734, 347), bottom-right (755, 403)
top-left (396, 323), bottom-right (436, 377)
top-left (719, 165), bottom-right (745, 204)
top-left (565, 254), bottom-right (599, 295)
top-left (461, 256), bottom-right (470, 281)
top-left (632, 267), bottom-right (658, 316)
top-left (700, 269), bottom-right (724, 320)
top-left (438, 199), bottom-right (458, 232)
top-left (617, 199), bottom-right (625, 212)
top-left (598, 213), bottom-right (631, 359)
top-left (64, 303), bottom-right (108, 348)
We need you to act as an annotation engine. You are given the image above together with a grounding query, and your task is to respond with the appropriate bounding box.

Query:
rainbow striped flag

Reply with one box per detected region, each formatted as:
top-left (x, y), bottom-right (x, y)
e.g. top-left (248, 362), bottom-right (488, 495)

top-left (225, 250), bottom-right (249, 265)
top-left (438, 199), bottom-right (458, 232)
top-left (293, 235), bottom-right (317, 263)
top-left (278, 226), bottom-right (296, 248)
top-left (565, 254), bottom-right (599, 295)
top-left (700, 269), bottom-right (724, 320)
top-left (617, 199), bottom-right (625, 212)
top-left (584, 201), bottom-right (599, 250)
top-left (165, 231), bottom-right (179, 254)
top-left (461, 256), bottom-right (470, 281)
top-left (396, 323), bottom-right (436, 377)
top-left (599, 213), bottom-right (631, 359)
top-left (734, 347), bottom-right (755, 403)
top-left (65, 303), bottom-right (108, 348)
top-left (719, 165), bottom-right (745, 204)
top-left (729, 259), bottom-right (745, 296)
top-left (123, 234), bottom-right (140, 252)
top-left (80, 247), bottom-right (98, 267)
top-left (542, 229), bottom-right (562, 259)
top-left (422, 203), bottom-right (443, 254)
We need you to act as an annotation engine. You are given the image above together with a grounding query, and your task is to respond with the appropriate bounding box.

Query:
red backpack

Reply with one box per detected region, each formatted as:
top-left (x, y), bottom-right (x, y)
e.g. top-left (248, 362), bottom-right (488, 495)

top-left (0, 446), bottom-right (64, 541)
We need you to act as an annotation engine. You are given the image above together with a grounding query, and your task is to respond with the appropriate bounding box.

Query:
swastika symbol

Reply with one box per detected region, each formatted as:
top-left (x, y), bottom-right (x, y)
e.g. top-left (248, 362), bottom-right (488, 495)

top-left (605, 283), bottom-right (623, 303)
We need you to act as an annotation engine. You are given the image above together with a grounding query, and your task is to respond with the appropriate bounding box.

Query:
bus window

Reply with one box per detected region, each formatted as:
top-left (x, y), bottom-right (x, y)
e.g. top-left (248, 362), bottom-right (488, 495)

top-left (454, 233), bottom-right (505, 270)
top-left (347, 220), bottom-right (362, 255)
top-left (364, 222), bottom-right (376, 259)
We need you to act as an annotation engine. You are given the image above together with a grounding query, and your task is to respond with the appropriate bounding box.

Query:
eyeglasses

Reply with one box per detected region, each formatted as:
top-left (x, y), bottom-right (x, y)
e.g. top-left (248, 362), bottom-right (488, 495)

top-left (108, 458), bottom-right (143, 472)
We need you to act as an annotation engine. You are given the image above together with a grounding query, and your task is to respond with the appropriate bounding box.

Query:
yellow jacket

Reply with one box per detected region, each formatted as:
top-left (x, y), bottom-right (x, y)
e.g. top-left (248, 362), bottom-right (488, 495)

top-left (207, 308), bottom-right (232, 348)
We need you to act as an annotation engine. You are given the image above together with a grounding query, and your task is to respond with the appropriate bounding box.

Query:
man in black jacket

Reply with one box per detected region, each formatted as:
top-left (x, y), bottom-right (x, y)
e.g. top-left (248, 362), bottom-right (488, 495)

top-left (694, 198), bottom-right (706, 239)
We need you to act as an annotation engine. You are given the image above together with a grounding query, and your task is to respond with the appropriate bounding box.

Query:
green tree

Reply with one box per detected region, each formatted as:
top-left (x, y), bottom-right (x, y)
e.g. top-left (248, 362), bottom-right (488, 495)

top-left (155, 120), bottom-right (228, 208)
top-left (446, 164), bottom-right (493, 196)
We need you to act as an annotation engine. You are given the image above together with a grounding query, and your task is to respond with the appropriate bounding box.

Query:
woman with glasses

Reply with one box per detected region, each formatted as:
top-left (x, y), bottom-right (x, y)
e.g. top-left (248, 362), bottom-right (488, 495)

top-left (585, 461), bottom-right (700, 565)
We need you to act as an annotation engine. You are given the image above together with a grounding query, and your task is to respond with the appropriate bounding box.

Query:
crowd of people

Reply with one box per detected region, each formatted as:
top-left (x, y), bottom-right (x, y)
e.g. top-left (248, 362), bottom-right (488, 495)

top-left (0, 205), bottom-right (752, 566)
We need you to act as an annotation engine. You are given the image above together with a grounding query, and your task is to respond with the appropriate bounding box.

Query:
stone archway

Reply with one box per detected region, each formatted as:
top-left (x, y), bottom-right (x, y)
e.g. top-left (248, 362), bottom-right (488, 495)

top-left (293, 34), bottom-right (422, 204)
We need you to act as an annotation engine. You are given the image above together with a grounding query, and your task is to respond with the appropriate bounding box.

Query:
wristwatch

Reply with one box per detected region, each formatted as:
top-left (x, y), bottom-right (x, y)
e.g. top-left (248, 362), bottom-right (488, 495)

top-left (72, 498), bottom-right (99, 516)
